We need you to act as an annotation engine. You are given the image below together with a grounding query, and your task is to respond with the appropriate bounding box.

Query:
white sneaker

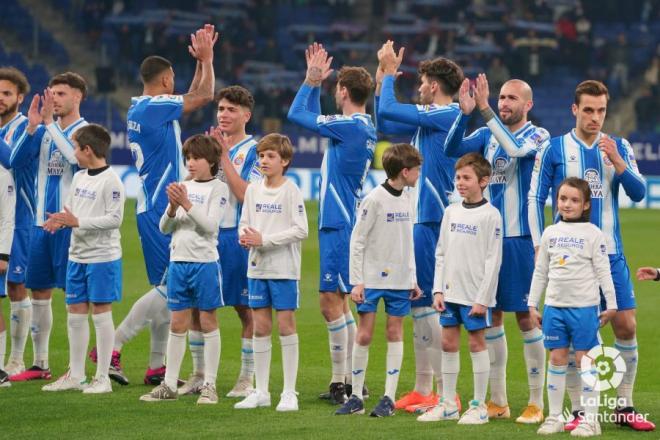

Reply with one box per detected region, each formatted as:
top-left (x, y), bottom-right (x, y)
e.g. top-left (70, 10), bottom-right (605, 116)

top-left (227, 376), bottom-right (254, 397)
top-left (276, 391), bottom-right (299, 412)
top-left (458, 400), bottom-right (489, 425)
top-left (234, 389), bottom-right (271, 409)
top-left (417, 399), bottom-right (460, 422)
top-left (4, 358), bottom-right (25, 376)
top-left (537, 416), bottom-right (565, 435)
top-left (179, 373), bottom-right (204, 395)
top-left (42, 371), bottom-right (87, 392)
top-left (571, 420), bottom-right (601, 437)
top-left (197, 383), bottom-right (218, 405)
top-left (83, 375), bottom-right (112, 394)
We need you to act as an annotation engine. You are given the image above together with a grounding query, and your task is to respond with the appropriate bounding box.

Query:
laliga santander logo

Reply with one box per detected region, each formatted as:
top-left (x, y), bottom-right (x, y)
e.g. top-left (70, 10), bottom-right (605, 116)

top-left (580, 345), bottom-right (626, 392)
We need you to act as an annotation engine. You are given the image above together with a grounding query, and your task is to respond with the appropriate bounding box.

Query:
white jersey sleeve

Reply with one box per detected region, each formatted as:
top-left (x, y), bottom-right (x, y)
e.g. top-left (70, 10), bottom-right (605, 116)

top-left (592, 229), bottom-right (617, 310)
top-left (0, 167), bottom-right (16, 256)
top-left (349, 195), bottom-right (378, 286)
top-left (528, 231), bottom-right (551, 309)
top-left (476, 210), bottom-right (503, 307)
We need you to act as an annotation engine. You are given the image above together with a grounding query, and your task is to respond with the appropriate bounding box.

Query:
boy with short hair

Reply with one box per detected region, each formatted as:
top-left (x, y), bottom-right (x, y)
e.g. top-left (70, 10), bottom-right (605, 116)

top-left (141, 134), bottom-right (229, 405)
top-left (419, 152), bottom-right (502, 424)
top-left (336, 143), bottom-right (422, 417)
top-left (234, 133), bottom-right (308, 412)
top-left (41, 123), bottom-right (124, 394)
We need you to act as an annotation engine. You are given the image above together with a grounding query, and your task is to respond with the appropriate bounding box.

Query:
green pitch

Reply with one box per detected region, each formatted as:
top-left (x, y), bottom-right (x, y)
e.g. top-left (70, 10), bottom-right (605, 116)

top-left (3, 203), bottom-right (659, 439)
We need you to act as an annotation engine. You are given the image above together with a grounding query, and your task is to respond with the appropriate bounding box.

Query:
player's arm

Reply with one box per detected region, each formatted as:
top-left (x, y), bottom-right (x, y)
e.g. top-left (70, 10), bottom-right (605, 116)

top-left (592, 230), bottom-right (618, 325)
top-left (431, 213), bottom-right (450, 311)
top-left (38, 88), bottom-right (77, 165)
top-left (189, 183), bottom-right (224, 234)
top-left (260, 186), bottom-right (308, 247)
top-left (78, 181), bottom-right (125, 230)
top-left (10, 95), bottom-right (43, 167)
top-left (613, 138), bottom-right (646, 202)
top-left (373, 62), bottom-right (416, 135)
top-left (349, 197), bottom-right (377, 287)
top-left (0, 171), bottom-right (16, 266)
top-left (444, 114), bottom-right (488, 158)
top-left (475, 213), bottom-right (503, 308)
top-left (527, 232), bottom-right (550, 328)
top-left (527, 141), bottom-right (553, 248)
top-left (182, 27), bottom-right (216, 114)
top-left (237, 185), bottom-right (253, 246)
top-left (0, 138), bottom-right (12, 169)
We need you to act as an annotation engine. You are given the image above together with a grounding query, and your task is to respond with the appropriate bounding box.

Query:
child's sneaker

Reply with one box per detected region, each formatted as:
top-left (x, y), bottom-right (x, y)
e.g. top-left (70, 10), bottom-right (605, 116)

top-left (108, 351), bottom-right (129, 385)
top-left (564, 410), bottom-right (585, 431)
top-left (234, 389), bottom-right (271, 409)
top-left (537, 415), bottom-right (565, 435)
top-left (458, 400), bottom-right (489, 425)
top-left (42, 371), bottom-right (86, 391)
top-left (10, 365), bottom-right (52, 382)
top-left (395, 390), bottom-right (430, 410)
top-left (327, 382), bottom-right (347, 405)
top-left (196, 383), bottom-right (218, 405)
top-left (4, 358), bottom-right (25, 376)
top-left (487, 400), bottom-right (511, 419)
top-left (335, 395), bottom-right (365, 415)
top-left (0, 369), bottom-right (11, 387)
top-left (517, 404), bottom-right (544, 424)
top-left (179, 373), bottom-right (204, 395)
top-left (417, 398), bottom-right (460, 422)
top-left (571, 420), bottom-right (601, 437)
top-left (226, 376), bottom-right (254, 397)
top-left (144, 365), bottom-right (166, 385)
top-left (615, 406), bottom-right (656, 431)
top-left (370, 396), bottom-right (395, 417)
top-left (139, 382), bottom-right (178, 402)
top-left (83, 375), bottom-right (113, 394)
top-left (406, 393), bottom-right (439, 413)
top-left (276, 391), bottom-right (299, 412)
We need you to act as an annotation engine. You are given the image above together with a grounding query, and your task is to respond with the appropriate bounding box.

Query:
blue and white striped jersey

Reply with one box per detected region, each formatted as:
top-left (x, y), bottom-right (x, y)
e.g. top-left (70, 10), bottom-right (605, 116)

top-left (0, 113), bottom-right (35, 229)
top-left (11, 118), bottom-right (87, 226)
top-left (288, 84), bottom-right (376, 229)
top-left (377, 75), bottom-right (460, 224)
top-left (444, 113), bottom-right (549, 237)
top-left (528, 130), bottom-right (646, 255)
top-left (127, 94), bottom-right (185, 216)
top-left (216, 135), bottom-right (262, 229)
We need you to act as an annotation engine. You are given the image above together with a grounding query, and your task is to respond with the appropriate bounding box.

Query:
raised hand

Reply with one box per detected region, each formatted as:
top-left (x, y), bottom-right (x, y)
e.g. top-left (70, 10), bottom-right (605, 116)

top-left (41, 88), bottom-right (55, 125)
top-left (203, 23), bottom-right (219, 46)
top-left (239, 226), bottom-right (263, 248)
top-left (27, 94), bottom-right (42, 132)
top-left (378, 40), bottom-right (404, 75)
top-left (474, 73), bottom-right (490, 111)
top-left (207, 126), bottom-right (229, 157)
top-left (458, 78), bottom-right (476, 115)
top-left (189, 28), bottom-right (214, 62)
top-left (304, 43), bottom-right (333, 87)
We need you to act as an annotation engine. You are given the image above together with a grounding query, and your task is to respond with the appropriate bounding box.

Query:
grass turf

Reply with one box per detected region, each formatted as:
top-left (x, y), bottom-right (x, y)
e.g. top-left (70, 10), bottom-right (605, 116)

top-left (2, 202), bottom-right (659, 439)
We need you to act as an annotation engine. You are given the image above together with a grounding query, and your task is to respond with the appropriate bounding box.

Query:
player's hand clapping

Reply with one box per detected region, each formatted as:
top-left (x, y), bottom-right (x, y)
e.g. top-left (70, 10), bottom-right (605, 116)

top-left (239, 227), bottom-right (263, 248)
top-left (188, 26), bottom-right (216, 63)
top-left (43, 206), bottom-right (79, 233)
top-left (474, 73), bottom-right (490, 111)
top-left (458, 78), bottom-right (475, 115)
top-left (26, 94), bottom-right (42, 134)
top-left (304, 43), bottom-right (333, 87)
top-left (377, 40), bottom-right (404, 76)
top-left (41, 88), bottom-right (55, 125)
top-left (598, 134), bottom-right (625, 170)
top-left (166, 182), bottom-right (191, 213)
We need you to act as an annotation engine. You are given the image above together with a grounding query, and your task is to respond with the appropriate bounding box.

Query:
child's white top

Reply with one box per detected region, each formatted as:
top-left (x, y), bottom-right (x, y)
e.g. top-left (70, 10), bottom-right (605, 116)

top-left (239, 178), bottom-right (308, 279)
top-left (67, 167), bottom-right (125, 263)
top-left (0, 166), bottom-right (16, 256)
top-left (528, 220), bottom-right (617, 309)
top-left (350, 183), bottom-right (416, 290)
top-left (160, 179), bottom-right (228, 262)
top-left (433, 200), bottom-right (503, 307)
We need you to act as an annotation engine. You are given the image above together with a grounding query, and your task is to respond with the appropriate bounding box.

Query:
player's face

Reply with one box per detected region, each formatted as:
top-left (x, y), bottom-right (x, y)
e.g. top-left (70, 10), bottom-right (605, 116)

top-left (335, 84), bottom-right (346, 110)
top-left (72, 138), bottom-right (88, 168)
top-left (418, 74), bottom-right (434, 105)
top-left (163, 68), bottom-right (175, 95)
top-left (497, 83), bottom-right (528, 126)
top-left (186, 155), bottom-right (213, 180)
top-left (0, 80), bottom-right (23, 119)
top-left (216, 99), bottom-right (251, 135)
top-left (50, 84), bottom-right (81, 117)
top-left (455, 165), bottom-right (487, 202)
top-left (402, 166), bottom-right (420, 187)
top-left (258, 149), bottom-right (288, 178)
top-left (557, 184), bottom-right (589, 220)
top-left (572, 94), bottom-right (607, 137)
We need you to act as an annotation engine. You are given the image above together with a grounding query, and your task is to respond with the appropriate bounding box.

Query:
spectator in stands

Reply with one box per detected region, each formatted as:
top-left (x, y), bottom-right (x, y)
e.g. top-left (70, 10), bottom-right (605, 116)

top-left (634, 86), bottom-right (658, 132)
top-left (486, 57), bottom-right (511, 98)
top-left (608, 33), bottom-right (631, 96)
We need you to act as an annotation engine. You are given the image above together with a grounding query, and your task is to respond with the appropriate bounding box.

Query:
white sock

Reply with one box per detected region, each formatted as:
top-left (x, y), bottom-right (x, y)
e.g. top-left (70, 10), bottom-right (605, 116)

top-left (385, 341), bottom-right (403, 400)
top-left (254, 335), bottom-right (272, 394)
top-left (280, 334), bottom-right (299, 393)
top-left (9, 298), bottom-right (32, 360)
top-left (203, 329), bottom-right (220, 385)
top-left (164, 331), bottom-right (186, 390)
top-left (471, 349), bottom-right (490, 404)
top-left (425, 312), bottom-right (443, 395)
top-left (114, 286), bottom-right (167, 351)
top-left (0, 329), bottom-right (6, 369)
top-left (239, 337), bottom-right (254, 380)
top-left (92, 311), bottom-right (114, 379)
top-left (566, 350), bottom-right (583, 411)
top-left (188, 330), bottom-right (205, 375)
top-left (547, 363), bottom-right (567, 417)
top-left (522, 327), bottom-right (545, 408)
top-left (351, 343), bottom-right (369, 400)
top-left (579, 367), bottom-right (599, 423)
top-left (442, 351), bottom-right (460, 403)
top-left (486, 325), bottom-right (507, 406)
top-left (615, 338), bottom-right (637, 408)
top-left (412, 308), bottom-right (433, 395)
top-left (67, 313), bottom-right (89, 379)
top-left (31, 298), bottom-right (52, 369)
top-left (149, 295), bottom-right (170, 369)
top-left (344, 312), bottom-right (356, 385)
top-left (326, 316), bottom-right (347, 383)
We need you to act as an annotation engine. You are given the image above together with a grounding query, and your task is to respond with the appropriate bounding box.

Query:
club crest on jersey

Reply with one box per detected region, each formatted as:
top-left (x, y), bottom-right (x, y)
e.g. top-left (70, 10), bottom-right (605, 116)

top-left (233, 154), bottom-right (245, 166)
top-left (558, 255), bottom-right (570, 266)
top-left (583, 169), bottom-right (603, 198)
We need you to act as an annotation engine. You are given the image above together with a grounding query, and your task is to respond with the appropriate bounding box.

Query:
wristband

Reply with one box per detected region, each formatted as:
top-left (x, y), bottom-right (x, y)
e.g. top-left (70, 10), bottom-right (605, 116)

top-left (655, 268), bottom-right (660, 281)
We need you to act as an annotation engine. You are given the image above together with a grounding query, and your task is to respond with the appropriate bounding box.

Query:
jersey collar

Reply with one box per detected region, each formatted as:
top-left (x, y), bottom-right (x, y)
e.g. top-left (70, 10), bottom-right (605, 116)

top-left (570, 129), bottom-right (602, 149)
top-left (229, 135), bottom-right (255, 159)
top-left (0, 112), bottom-right (24, 130)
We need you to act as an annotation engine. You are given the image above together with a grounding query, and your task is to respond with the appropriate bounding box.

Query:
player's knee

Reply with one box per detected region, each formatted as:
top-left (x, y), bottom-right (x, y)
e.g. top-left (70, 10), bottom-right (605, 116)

top-left (355, 330), bottom-right (372, 346)
top-left (199, 312), bottom-right (218, 333)
top-left (491, 310), bottom-right (504, 327)
top-left (516, 312), bottom-right (534, 331)
top-left (613, 311), bottom-right (637, 340)
top-left (319, 295), bottom-right (343, 321)
top-left (7, 282), bottom-right (28, 301)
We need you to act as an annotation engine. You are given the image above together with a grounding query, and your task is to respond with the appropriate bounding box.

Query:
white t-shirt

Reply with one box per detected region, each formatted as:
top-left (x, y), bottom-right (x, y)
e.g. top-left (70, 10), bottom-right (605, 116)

top-left (528, 221), bottom-right (617, 309)
top-left (160, 179), bottom-right (229, 262)
top-left (433, 200), bottom-right (503, 307)
top-left (349, 184), bottom-right (416, 290)
top-left (239, 178), bottom-right (308, 280)
top-left (0, 165), bottom-right (16, 256)
top-left (67, 167), bottom-right (124, 263)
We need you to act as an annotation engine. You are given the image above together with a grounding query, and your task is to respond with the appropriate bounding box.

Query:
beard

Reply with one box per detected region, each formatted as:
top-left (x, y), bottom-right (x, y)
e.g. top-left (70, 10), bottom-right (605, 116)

top-left (0, 101), bottom-right (18, 119)
top-left (500, 108), bottom-right (523, 126)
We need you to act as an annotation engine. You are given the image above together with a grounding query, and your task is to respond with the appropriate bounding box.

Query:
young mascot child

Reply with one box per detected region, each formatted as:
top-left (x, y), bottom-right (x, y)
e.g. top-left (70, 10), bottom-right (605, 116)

top-left (41, 123), bottom-right (124, 394)
top-left (234, 133), bottom-right (308, 412)
top-left (141, 134), bottom-right (229, 405)
top-left (531, 177), bottom-right (617, 437)
top-left (419, 152), bottom-right (503, 424)
top-left (336, 143), bottom-right (422, 417)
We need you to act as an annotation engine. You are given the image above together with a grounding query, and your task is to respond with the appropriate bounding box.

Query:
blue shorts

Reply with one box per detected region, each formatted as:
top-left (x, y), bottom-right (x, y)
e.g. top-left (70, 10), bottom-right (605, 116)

top-left (7, 227), bottom-right (31, 285)
top-left (600, 253), bottom-right (635, 311)
top-left (25, 226), bottom-right (71, 290)
top-left (440, 302), bottom-right (492, 331)
top-left (218, 228), bottom-right (249, 307)
top-left (137, 210), bottom-right (171, 286)
top-left (319, 226), bottom-right (351, 293)
top-left (65, 259), bottom-right (122, 305)
top-left (248, 278), bottom-right (299, 310)
top-left (495, 236), bottom-right (534, 312)
top-left (412, 222), bottom-right (440, 308)
top-left (357, 289), bottom-right (411, 317)
top-left (542, 305), bottom-right (600, 351)
top-left (166, 261), bottom-right (223, 311)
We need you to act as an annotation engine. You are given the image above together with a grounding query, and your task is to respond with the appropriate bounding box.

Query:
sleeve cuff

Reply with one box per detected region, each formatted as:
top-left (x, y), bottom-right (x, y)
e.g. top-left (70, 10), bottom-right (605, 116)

top-left (0, 253), bottom-right (9, 262)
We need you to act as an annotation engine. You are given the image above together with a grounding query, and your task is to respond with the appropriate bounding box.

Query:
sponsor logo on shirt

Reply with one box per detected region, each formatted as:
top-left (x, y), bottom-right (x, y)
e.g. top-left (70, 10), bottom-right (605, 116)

top-left (386, 211), bottom-right (410, 222)
top-left (381, 269), bottom-right (390, 278)
top-left (188, 193), bottom-right (206, 204)
top-left (530, 131), bottom-right (546, 146)
top-left (112, 191), bottom-right (121, 201)
top-left (495, 227), bottom-right (501, 239)
top-left (450, 223), bottom-right (478, 235)
top-left (47, 150), bottom-right (67, 176)
top-left (298, 204), bottom-right (304, 215)
top-left (568, 154), bottom-right (578, 162)
top-left (558, 254), bottom-right (570, 266)
top-left (551, 236), bottom-right (585, 249)
top-left (7, 185), bottom-right (14, 194)
top-left (491, 157), bottom-right (508, 184)
top-left (583, 169), bottom-right (603, 199)
top-left (75, 187), bottom-right (97, 200)
top-left (255, 203), bottom-right (282, 214)
top-left (220, 197), bottom-right (227, 206)
top-left (600, 244), bottom-right (607, 255)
